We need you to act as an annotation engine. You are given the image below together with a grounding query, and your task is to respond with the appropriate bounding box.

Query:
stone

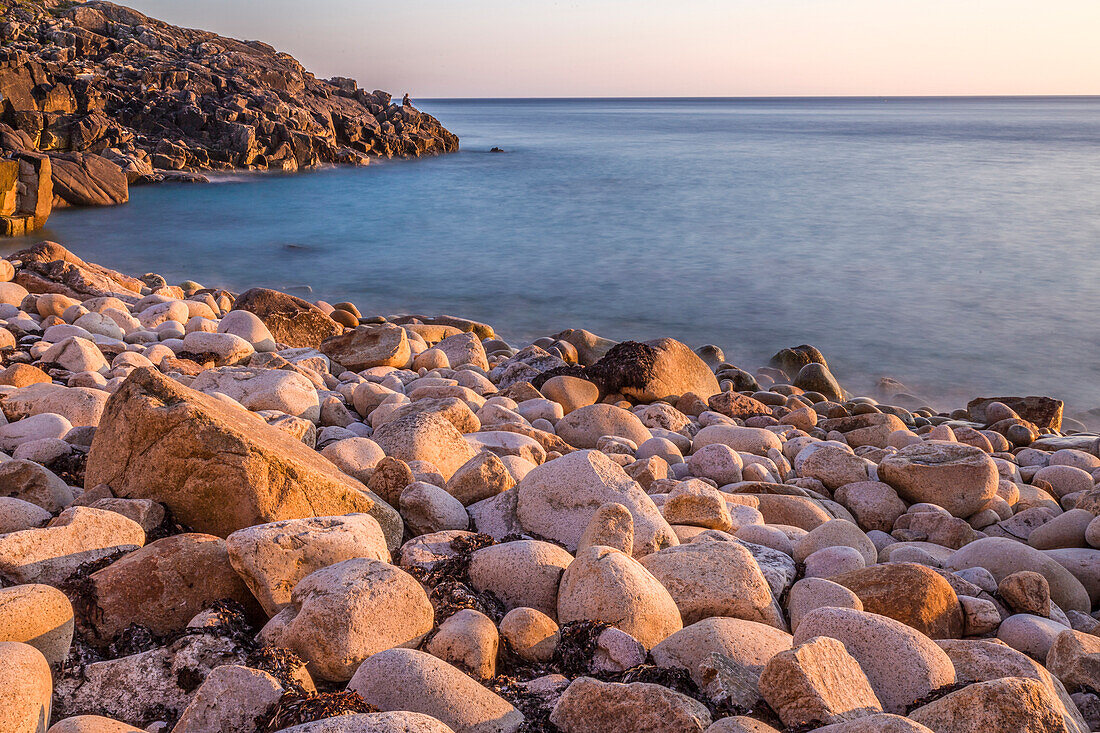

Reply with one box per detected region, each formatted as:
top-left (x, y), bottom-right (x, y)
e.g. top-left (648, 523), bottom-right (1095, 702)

top-left (793, 607), bottom-right (956, 714)
top-left (811, 716), bottom-right (934, 733)
top-left (426, 608), bottom-right (499, 679)
top-left (796, 445), bottom-right (869, 490)
top-left (321, 324), bottom-right (410, 370)
top-left (1047, 629), bottom-right (1100, 692)
top-left (40, 336), bottom-right (109, 373)
top-left (704, 718), bottom-right (782, 733)
top-left (190, 366), bottom-right (320, 422)
top-left (1045, 548), bottom-right (1100, 607)
top-left (555, 403), bottom-right (651, 449)
top-left (793, 519), bottom-right (877, 566)
top-left (759, 635), bottom-right (882, 727)
top-left (0, 412), bottom-right (74, 453)
top-left (0, 506), bottom-right (145, 585)
top-left (999, 570), bottom-right (1052, 616)
top-left (180, 331), bottom-right (254, 366)
top-left (640, 540), bottom-right (785, 628)
top-left (468, 540), bottom-right (573, 618)
top-left (435, 332), bottom-right (489, 371)
top-left (663, 480), bottom-right (733, 530)
top-left (218, 309), bottom-right (277, 351)
top-left (500, 607), bottom-right (559, 663)
top-left (400, 481), bottom-right (469, 535)
top-left (516, 449), bottom-right (676, 556)
top-left (909, 677), bottom-right (1083, 733)
top-left (834, 481), bottom-right (909, 533)
top-left (85, 367), bottom-right (399, 546)
top-left (0, 363), bottom-right (53, 388)
top-left (967, 396), bottom-right (1064, 431)
top-left (258, 558), bottom-right (433, 681)
top-left (794, 363), bottom-right (844, 401)
top-left (549, 676), bottom-right (712, 733)
top-left (52, 633), bottom-right (246, 725)
top-left (276, 713), bottom-right (458, 732)
top-left (692, 425), bottom-right (781, 456)
top-left (226, 514), bottom-right (390, 616)
top-left (557, 545), bottom-right (683, 648)
top-left (830, 563), bottom-right (965, 639)
top-left (945, 537), bottom-right (1091, 613)
top-left (878, 442), bottom-right (999, 517)
top-left (960, 595), bottom-right (1002, 636)
top-left (577, 501), bottom-right (635, 555)
top-left (348, 648), bottom-right (524, 733)
top-left (319, 437), bottom-right (386, 483)
top-left (234, 287), bottom-right (342, 349)
top-left (0, 642), bottom-right (52, 733)
top-left (707, 392), bottom-right (772, 420)
top-left (0, 584), bottom-right (73, 666)
top-left (446, 451), bottom-right (516, 505)
top-left (3, 383), bottom-right (108, 427)
top-left (0, 497), bottom-right (51, 533)
top-left (687, 443), bottom-right (744, 485)
top-left (0, 458), bottom-right (75, 512)
top-left (587, 337), bottom-right (720, 402)
top-left (87, 533), bottom-right (258, 639)
top-left (47, 717), bottom-right (144, 733)
top-left (372, 411), bottom-right (478, 481)
top-left (787, 577), bottom-right (863, 633)
top-left (49, 153), bottom-right (128, 207)
top-left (651, 617), bottom-right (792, 679)
top-left (541, 375), bottom-right (599, 414)
top-left (996, 613), bottom-right (1069, 663)
top-left (172, 665), bottom-right (284, 733)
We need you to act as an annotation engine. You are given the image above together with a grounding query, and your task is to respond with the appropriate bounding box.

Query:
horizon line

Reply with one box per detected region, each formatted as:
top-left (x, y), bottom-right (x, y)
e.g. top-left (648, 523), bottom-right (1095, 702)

top-left (419, 93), bottom-right (1100, 102)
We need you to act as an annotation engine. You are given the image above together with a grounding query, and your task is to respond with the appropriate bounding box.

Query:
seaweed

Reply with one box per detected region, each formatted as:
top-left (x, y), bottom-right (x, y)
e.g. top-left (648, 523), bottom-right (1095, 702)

top-left (552, 621), bottom-right (610, 677)
top-left (247, 646), bottom-right (312, 695)
top-left (261, 691), bottom-right (378, 732)
top-left (428, 579), bottom-right (505, 625)
top-left (486, 676), bottom-right (561, 733)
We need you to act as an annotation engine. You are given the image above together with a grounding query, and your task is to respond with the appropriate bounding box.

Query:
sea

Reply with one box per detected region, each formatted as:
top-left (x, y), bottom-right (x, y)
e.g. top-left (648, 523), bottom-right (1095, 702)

top-left (13, 97), bottom-right (1100, 418)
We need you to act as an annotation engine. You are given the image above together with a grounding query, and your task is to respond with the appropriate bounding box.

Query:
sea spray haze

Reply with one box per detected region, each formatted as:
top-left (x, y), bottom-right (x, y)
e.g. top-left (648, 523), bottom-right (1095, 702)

top-left (34, 96), bottom-right (1100, 417)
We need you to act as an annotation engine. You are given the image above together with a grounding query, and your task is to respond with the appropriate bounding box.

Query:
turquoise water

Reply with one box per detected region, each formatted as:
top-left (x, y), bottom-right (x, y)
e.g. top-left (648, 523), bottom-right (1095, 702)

top-left (15, 97), bottom-right (1100, 414)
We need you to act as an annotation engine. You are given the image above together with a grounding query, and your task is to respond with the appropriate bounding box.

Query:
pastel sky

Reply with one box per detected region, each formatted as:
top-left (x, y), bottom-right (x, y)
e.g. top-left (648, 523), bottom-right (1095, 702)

top-left (124, 0), bottom-right (1100, 98)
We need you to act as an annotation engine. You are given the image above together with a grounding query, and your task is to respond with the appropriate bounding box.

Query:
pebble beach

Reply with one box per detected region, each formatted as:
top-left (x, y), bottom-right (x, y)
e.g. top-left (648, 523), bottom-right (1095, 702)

top-left (0, 240), bottom-right (1098, 733)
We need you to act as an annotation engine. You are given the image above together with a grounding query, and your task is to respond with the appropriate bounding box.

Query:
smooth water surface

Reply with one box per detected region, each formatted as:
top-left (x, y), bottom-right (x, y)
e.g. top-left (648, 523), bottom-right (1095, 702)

top-left (20, 97), bottom-right (1100, 413)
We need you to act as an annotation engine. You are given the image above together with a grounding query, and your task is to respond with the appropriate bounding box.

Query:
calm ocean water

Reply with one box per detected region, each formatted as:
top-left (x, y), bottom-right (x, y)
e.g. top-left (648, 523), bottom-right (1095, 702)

top-left (13, 97), bottom-right (1100, 417)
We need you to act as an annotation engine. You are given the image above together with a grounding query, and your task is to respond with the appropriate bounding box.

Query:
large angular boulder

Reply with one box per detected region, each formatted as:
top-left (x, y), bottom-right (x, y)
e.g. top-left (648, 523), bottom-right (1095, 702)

top-left (586, 338), bottom-right (720, 402)
top-left (549, 676), bottom-right (711, 733)
top-left (234, 287), bottom-right (342, 348)
top-left (84, 367), bottom-right (400, 545)
top-left (49, 153), bottom-right (128, 207)
top-left (13, 241), bottom-right (143, 302)
top-left (515, 449), bottom-right (677, 556)
top-left (967, 396), bottom-right (1064, 431)
top-left (909, 677), bottom-right (1084, 733)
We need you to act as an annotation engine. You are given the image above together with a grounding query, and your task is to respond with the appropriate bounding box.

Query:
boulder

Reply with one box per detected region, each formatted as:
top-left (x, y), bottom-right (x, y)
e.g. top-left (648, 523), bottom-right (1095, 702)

top-left (321, 324), bottom-right (411, 371)
top-left (372, 411), bottom-right (478, 481)
top-left (878, 442), bottom-right (999, 517)
top-left (515, 449), bottom-right (677, 556)
top-left (234, 287), bottom-right (342, 348)
top-left (348, 648), bottom-right (523, 733)
top-left (639, 541), bottom-right (785, 628)
top-left (172, 665), bottom-right (284, 733)
top-left (945, 537), bottom-right (1091, 613)
top-left (87, 533), bottom-right (260, 639)
top-left (0, 584), bottom-right (73, 666)
top-left (793, 607), bottom-right (956, 714)
top-left (1047, 630), bottom-right (1100, 692)
top-left (967, 396), bottom-right (1064, 431)
top-left (0, 506), bottom-right (144, 585)
top-left (557, 545), bottom-right (683, 649)
top-left (258, 558), bottom-right (433, 681)
top-left (909, 677), bottom-right (1084, 733)
top-left (549, 676), bottom-right (712, 733)
top-left (49, 153), bottom-right (128, 207)
top-left (650, 617), bottom-right (792, 680)
top-left (0, 642), bottom-right (51, 733)
top-left (555, 403), bottom-right (652, 449)
top-left (468, 540), bottom-right (574, 618)
top-left (226, 514), bottom-right (390, 616)
top-left (46, 717), bottom-right (144, 733)
top-left (84, 367), bottom-right (400, 546)
top-left (759, 635), bottom-right (882, 727)
top-left (830, 563), bottom-right (965, 639)
top-left (189, 366), bottom-right (320, 422)
top-left (425, 608), bottom-right (499, 679)
top-left (0, 458), bottom-right (75, 513)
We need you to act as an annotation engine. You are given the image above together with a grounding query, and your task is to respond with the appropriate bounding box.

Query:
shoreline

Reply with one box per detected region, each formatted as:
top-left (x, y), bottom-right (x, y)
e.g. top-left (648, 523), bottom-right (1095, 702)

top-left (0, 240), bottom-right (1098, 731)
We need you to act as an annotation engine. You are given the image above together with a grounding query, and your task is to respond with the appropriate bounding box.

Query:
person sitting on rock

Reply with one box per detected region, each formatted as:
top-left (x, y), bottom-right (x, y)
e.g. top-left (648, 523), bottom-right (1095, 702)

top-left (402, 93), bottom-right (411, 107)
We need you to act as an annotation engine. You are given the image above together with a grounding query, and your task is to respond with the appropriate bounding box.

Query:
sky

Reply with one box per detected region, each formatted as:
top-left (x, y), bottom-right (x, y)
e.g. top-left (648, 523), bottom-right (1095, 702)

top-left (124, 0), bottom-right (1100, 98)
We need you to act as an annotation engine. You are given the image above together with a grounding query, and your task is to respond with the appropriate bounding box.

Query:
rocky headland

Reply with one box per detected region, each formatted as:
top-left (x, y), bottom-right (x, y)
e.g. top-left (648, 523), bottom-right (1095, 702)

top-left (0, 241), bottom-right (1098, 732)
top-left (0, 0), bottom-right (459, 234)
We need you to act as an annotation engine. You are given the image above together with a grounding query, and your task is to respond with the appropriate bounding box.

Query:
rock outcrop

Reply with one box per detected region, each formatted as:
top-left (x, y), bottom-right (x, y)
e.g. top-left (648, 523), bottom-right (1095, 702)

top-left (0, 0), bottom-right (458, 233)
